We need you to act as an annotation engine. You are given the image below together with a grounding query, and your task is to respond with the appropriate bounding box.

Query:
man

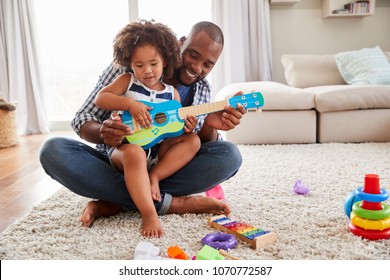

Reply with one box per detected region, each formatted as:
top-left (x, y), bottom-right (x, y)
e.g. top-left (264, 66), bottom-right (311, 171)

top-left (40, 21), bottom-right (245, 227)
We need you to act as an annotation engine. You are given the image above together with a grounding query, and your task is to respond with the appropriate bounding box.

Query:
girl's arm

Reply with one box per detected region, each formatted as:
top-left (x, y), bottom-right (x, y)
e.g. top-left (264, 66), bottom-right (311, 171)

top-left (96, 73), bottom-right (153, 127)
top-left (173, 88), bottom-right (181, 102)
top-left (95, 73), bottom-right (135, 111)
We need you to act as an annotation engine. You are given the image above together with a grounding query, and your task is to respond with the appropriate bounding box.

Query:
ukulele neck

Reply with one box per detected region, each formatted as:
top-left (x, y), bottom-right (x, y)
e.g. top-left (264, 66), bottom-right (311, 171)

top-left (178, 100), bottom-right (229, 119)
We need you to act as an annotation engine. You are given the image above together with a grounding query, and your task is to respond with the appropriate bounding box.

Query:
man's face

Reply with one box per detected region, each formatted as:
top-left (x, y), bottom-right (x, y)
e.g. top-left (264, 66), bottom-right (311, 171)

top-left (176, 31), bottom-right (222, 86)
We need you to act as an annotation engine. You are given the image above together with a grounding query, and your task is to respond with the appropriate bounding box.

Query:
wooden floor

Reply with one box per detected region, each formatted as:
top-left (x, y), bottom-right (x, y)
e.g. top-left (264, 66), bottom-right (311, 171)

top-left (0, 131), bottom-right (76, 233)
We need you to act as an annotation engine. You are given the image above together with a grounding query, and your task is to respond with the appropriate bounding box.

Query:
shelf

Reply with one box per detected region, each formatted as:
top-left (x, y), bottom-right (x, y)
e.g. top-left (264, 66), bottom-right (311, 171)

top-left (270, 0), bottom-right (300, 4)
top-left (322, 0), bottom-right (375, 18)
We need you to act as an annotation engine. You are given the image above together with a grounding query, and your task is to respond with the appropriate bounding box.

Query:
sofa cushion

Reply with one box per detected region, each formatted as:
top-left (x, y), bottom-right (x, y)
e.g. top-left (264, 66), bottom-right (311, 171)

top-left (318, 109), bottom-right (390, 143)
top-left (335, 46), bottom-right (390, 85)
top-left (385, 51), bottom-right (390, 62)
top-left (281, 54), bottom-right (346, 88)
top-left (215, 81), bottom-right (315, 111)
top-left (306, 85), bottom-right (390, 113)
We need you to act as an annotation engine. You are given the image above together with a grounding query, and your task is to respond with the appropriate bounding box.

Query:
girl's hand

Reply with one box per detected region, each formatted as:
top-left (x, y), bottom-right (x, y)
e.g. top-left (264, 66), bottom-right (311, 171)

top-left (128, 101), bottom-right (153, 128)
top-left (183, 115), bottom-right (198, 133)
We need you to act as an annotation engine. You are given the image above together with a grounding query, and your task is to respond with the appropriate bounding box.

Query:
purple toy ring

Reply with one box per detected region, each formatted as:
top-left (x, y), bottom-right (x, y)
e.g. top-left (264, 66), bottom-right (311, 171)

top-left (201, 232), bottom-right (237, 250)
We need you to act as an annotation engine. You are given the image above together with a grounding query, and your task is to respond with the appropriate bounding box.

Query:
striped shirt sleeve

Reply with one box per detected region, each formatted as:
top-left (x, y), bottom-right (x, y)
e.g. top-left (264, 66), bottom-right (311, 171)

top-left (191, 79), bottom-right (222, 140)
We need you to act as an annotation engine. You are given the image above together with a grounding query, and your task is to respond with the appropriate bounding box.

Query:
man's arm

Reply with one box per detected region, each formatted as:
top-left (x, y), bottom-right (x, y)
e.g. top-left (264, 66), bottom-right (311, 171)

top-left (197, 121), bottom-right (219, 142)
top-left (80, 121), bottom-right (104, 144)
top-left (190, 80), bottom-right (246, 142)
top-left (80, 114), bottom-right (132, 147)
top-left (71, 63), bottom-right (129, 147)
top-left (198, 103), bottom-right (246, 142)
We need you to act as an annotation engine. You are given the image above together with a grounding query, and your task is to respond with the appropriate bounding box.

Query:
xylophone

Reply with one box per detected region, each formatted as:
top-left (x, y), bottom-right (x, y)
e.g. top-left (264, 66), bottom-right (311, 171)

top-left (208, 215), bottom-right (277, 249)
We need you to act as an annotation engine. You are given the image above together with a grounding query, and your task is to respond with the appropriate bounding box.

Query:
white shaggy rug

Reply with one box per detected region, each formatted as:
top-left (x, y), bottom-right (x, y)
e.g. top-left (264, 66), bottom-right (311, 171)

top-left (1, 143), bottom-right (390, 260)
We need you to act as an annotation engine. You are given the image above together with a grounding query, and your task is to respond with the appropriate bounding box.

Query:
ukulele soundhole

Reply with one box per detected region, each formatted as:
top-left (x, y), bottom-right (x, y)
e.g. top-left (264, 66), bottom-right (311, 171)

top-left (154, 112), bottom-right (167, 124)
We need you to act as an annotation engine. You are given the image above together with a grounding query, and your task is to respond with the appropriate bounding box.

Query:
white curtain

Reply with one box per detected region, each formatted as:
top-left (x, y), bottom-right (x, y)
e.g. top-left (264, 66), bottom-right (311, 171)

top-left (0, 3), bottom-right (9, 100)
top-left (0, 0), bottom-right (48, 135)
top-left (211, 0), bottom-right (272, 95)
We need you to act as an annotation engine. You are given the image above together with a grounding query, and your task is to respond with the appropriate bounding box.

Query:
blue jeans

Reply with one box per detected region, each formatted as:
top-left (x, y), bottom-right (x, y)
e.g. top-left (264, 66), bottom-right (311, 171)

top-left (39, 137), bottom-right (242, 214)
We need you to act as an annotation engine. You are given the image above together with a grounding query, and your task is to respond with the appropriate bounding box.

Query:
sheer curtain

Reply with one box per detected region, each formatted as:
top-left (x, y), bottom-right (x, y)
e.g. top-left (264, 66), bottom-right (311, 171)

top-left (211, 0), bottom-right (272, 95)
top-left (0, 0), bottom-right (48, 135)
top-left (0, 3), bottom-right (9, 101)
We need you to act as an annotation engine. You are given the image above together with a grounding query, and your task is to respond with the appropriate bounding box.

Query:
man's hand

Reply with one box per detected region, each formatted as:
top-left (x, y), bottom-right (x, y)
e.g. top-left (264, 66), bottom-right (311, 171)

top-left (207, 103), bottom-right (245, 131)
top-left (205, 91), bottom-right (246, 131)
top-left (198, 91), bottom-right (246, 142)
top-left (100, 113), bottom-right (133, 147)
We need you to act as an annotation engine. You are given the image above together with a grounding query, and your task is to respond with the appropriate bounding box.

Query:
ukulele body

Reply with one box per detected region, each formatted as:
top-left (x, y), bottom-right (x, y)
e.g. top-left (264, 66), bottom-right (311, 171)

top-left (121, 100), bottom-right (185, 149)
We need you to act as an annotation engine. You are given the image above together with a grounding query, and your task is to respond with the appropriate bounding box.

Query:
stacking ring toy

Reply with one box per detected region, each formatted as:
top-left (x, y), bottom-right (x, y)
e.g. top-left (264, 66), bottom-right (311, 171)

top-left (355, 187), bottom-right (389, 202)
top-left (344, 191), bottom-right (362, 218)
top-left (201, 232), bottom-right (237, 250)
top-left (352, 202), bottom-right (390, 220)
top-left (348, 222), bottom-right (390, 240)
top-left (350, 212), bottom-right (390, 231)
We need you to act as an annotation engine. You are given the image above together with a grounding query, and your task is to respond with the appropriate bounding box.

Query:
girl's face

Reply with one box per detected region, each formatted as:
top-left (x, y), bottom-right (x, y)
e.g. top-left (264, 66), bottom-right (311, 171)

top-left (131, 44), bottom-right (165, 90)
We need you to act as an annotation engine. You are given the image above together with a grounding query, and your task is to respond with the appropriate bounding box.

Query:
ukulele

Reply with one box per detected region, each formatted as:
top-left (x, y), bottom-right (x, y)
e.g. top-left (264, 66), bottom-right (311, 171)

top-left (121, 92), bottom-right (264, 149)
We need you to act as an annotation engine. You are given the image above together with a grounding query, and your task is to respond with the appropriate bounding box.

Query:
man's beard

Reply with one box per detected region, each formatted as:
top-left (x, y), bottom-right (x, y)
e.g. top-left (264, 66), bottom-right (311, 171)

top-left (175, 67), bottom-right (200, 86)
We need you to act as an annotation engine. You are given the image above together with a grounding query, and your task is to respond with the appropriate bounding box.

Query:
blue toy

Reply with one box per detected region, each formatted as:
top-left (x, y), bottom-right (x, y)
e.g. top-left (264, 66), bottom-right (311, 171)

top-left (121, 92), bottom-right (264, 149)
top-left (344, 190), bottom-right (362, 218)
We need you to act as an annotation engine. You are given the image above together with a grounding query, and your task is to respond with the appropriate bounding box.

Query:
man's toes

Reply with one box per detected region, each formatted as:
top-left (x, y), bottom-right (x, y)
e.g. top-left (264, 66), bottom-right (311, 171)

top-left (81, 208), bottom-right (94, 227)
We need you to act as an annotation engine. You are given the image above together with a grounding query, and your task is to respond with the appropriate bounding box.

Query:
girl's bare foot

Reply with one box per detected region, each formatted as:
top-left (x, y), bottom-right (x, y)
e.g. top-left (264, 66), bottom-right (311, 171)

top-left (149, 173), bottom-right (161, 202)
top-left (167, 196), bottom-right (231, 215)
top-left (141, 213), bottom-right (164, 238)
top-left (80, 200), bottom-right (123, 227)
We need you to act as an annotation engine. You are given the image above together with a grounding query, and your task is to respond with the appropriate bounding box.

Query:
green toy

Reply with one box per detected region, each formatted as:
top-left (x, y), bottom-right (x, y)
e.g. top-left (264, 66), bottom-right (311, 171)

top-left (196, 245), bottom-right (224, 260)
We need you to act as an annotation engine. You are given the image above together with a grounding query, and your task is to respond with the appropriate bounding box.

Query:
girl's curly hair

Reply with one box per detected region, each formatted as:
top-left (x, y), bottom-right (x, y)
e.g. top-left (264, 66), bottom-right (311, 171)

top-left (113, 20), bottom-right (181, 79)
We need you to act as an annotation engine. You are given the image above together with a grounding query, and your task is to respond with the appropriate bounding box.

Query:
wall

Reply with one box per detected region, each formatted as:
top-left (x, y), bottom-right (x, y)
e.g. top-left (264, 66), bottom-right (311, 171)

top-left (270, 0), bottom-right (390, 83)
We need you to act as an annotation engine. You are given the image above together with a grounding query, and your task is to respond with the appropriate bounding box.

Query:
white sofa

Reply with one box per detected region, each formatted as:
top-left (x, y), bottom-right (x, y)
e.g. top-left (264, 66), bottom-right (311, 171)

top-left (215, 49), bottom-right (390, 144)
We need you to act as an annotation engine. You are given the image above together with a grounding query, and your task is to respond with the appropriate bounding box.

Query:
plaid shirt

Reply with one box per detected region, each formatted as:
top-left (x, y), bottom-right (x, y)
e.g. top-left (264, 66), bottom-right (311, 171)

top-left (71, 62), bottom-right (216, 154)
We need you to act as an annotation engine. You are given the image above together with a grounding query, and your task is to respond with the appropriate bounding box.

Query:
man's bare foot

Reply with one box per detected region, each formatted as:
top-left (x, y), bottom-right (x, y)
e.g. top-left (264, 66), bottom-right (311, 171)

top-left (141, 213), bottom-right (164, 238)
top-left (167, 196), bottom-right (231, 215)
top-left (80, 200), bottom-right (123, 227)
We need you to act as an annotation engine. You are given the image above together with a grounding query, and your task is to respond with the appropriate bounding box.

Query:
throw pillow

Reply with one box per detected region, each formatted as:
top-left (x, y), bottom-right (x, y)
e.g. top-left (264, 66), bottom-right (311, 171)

top-left (335, 46), bottom-right (390, 85)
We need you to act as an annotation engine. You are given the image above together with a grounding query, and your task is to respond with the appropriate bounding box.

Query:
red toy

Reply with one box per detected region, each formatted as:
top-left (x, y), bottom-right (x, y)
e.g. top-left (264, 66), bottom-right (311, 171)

top-left (205, 184), bottom-right (225, 200)
top-left (348, 174), bottom-right (390, 240)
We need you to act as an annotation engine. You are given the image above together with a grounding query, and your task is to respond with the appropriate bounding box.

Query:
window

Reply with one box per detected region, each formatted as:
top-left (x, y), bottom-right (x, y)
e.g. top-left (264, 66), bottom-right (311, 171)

top-left (35, 0), bottom-right (129, 123)
top-left (35, 0), bottom-right (211, 127)
top-left (138, 0), bottom-right (212, 40)
top-left (137, 0), bottom-right (213, 84)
